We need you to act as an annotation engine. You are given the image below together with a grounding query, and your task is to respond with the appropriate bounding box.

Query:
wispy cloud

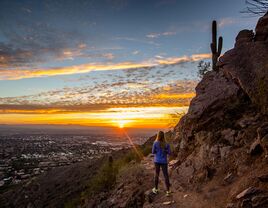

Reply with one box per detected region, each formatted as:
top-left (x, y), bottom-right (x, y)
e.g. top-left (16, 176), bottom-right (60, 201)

top-left (132, 50), bottom-right (139, 55)
top-left (0, 53), bottom-right (210, 80)
top-left (217, 17), bottom-right (258, 28)
top-left (218, 17), bottom-right (236, 27)
top-left (56, 47), bottom-right (115, 61)
top-left (113, 36), bottom-right (160, 46)
top-left (146, 31), bottom-right (176, 39)
top-left (0, 78), bottom-right (197, 114)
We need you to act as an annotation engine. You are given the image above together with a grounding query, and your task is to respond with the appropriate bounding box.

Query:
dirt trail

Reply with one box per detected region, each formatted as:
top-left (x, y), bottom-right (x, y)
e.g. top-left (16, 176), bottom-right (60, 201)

top-left (141, 156), bottom-right (229, 208)
top-left (140, 155), bottom-right (213, 208)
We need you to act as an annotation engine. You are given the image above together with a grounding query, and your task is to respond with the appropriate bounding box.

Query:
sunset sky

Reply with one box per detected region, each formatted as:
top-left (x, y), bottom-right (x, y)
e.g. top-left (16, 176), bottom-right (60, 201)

top-left (0, 0), bottom-right (258, 129)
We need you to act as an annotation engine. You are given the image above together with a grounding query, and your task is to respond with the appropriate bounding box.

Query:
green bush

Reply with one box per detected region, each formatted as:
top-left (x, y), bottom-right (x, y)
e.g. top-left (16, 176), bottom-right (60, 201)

top-left (141, 145), bottom-right (152, 156)
top-left (64, 197), bottom-right (81, 208)
top-left (84, 161), bottom-right (117, 196)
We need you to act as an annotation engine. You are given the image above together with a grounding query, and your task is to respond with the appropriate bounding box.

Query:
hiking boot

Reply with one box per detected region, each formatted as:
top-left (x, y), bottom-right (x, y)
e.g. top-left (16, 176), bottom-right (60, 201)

top-left (166, 190), bottom-right (172, 196)
top-left (152, 187), bottom-right (159, 194)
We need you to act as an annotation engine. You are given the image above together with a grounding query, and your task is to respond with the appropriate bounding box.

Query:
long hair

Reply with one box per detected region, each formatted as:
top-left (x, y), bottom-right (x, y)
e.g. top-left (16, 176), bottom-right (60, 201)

top-left (156, 131), bottom-right (166, 150)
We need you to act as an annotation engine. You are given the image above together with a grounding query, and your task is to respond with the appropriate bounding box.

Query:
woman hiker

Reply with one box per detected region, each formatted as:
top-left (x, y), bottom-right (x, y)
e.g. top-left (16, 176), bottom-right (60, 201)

top-left (152, 131), bottom-right (171, 196)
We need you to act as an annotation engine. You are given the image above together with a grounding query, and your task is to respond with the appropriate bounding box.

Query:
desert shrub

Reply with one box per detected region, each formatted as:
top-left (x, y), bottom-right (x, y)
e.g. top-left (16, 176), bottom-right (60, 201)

top-left (117, 164), bottom-right (144, 185)
top-left (64, 197), bottom-right (81, 208)
top-left (197, 61), bottom-right (211, 78)
top-left (82, 149), bottom-right (142, 198)
top-left (84, 161), bottom-right (117, 196)
top-left (141, 145), bottom-right (152, 156)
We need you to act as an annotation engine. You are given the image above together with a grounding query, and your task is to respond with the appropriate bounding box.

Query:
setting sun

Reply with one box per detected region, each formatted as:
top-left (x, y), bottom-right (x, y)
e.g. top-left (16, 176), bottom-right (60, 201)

top-left (116, 119), bottom-right (131, 128)
top-left (118, 120), bottom-right (125, 128)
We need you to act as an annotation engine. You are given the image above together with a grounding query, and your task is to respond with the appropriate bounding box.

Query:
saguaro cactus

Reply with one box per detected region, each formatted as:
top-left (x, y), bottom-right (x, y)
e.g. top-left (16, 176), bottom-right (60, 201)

top-left (210, 20), bottom-right (223, 71)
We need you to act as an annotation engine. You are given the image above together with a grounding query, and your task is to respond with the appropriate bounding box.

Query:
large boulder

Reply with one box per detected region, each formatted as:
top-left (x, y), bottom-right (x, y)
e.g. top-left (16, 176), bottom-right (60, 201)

top-left (255, 11), bottom-right (268, 41)
top-left (218, 13), bottom-right (268, 115)
top-left (174, 68), bottom-right (249, 157)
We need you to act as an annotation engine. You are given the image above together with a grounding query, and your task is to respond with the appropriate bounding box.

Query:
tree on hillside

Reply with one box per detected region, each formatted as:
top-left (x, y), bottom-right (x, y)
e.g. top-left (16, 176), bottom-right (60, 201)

top-left (242, 0), bottom-right (268, 15)
top-left (197, 61), bottom-right (211, 79)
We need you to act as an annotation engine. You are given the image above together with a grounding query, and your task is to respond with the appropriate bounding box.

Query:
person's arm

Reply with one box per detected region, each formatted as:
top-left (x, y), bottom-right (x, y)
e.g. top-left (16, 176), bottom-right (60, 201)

top-left (166, 144), bottom-right (171, 155)
top-left (152, 142), bottom-right (156, 154)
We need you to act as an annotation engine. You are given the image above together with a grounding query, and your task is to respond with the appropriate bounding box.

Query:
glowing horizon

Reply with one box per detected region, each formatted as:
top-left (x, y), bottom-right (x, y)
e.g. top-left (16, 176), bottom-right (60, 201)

top-left (0, 106), bottom-right (189, 129)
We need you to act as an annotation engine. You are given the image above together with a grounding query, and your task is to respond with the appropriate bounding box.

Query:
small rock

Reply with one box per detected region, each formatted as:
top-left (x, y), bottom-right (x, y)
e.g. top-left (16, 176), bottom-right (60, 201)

top-left (226, 203), bottom-right (235, 208)
top-left (116, 189), bottom-right (123, 195)
top-left (261, 134), bottom-right (268, 157)
top-left (224, 172), bottom-right (234, 183)
top-left (220, 146), bottom-right (232, 159)
top-left (177, 161), bottom-right (195, 180)
top-left (240, 199), bottom-right (252, 208)
top-left (249, 139), bottom-right (263, 155)
top-left (195, 131), bottom-right (211, 144)
top-left (251, 194), bottom-right (268, 207)
top-left (145, 190), bottom-right (155, 203)
top-left (117, 183), bottom-right (124, 190)
top-left (163, 201), bottom-right (175, 205)
top-left (257, 123), bottom-right (268, 139)
top-left (236, 187), bottom-right (261, 199)
top-left (221, 129), bottom-right (236, 145)
top-left (237, 165), bottom-right (249, 177)
top-left (210, 145), bottom-right (220, 155)
top-left (237, 115), bottom-right (258, 129)
top-left (257, 174), bottom-right (268, 182)
top-left (169, 159), bottom-right (179, 168)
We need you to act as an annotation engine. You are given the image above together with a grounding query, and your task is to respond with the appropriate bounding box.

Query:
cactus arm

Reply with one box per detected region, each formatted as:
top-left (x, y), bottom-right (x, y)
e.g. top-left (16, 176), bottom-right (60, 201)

top-left (210, 20), bottom-right (223, 71)
top-left (218, 36), bottom-right (223, 56)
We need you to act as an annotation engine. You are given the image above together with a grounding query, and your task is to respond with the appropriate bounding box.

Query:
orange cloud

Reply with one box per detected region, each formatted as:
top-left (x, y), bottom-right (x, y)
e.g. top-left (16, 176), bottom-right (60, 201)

top-left (154, 92), bottom-right (196, 99)
top-left (0, 53), bottom-right (211, 80)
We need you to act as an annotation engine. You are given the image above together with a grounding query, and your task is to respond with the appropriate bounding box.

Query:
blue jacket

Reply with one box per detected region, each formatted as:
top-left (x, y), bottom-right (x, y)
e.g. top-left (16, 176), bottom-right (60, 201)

top-left (152, 141), bottom-right (171, 164)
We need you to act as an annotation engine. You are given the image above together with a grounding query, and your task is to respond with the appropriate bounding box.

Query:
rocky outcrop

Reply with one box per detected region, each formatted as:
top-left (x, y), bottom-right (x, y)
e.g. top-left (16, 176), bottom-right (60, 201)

top-left (255, 12), bottom-right (268, 41)
top-left (219, 12), bottom-right (268, 115)
top-left (173, 12), bottom-right (268, 208)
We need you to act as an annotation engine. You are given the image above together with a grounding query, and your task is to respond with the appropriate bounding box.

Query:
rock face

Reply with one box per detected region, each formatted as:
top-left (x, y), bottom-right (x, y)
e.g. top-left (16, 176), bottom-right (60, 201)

top-left (255, 12), bottom-right (268, 41)
top-left (173, 12), bottom-right (268, 207)
top-left (218, 13), bottom-right (268, 115)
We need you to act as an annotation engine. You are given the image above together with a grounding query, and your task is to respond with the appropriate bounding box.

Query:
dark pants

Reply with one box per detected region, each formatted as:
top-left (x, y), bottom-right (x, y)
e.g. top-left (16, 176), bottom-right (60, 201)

top-left (154, 162), bottom-right (170, 190)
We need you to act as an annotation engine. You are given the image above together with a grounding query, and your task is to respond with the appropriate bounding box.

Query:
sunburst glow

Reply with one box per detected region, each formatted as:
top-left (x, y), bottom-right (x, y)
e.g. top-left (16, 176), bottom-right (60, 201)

top-left (0, 106), bottom-right (189, 128)
top-left (118, 120), bottom-right (126, 128)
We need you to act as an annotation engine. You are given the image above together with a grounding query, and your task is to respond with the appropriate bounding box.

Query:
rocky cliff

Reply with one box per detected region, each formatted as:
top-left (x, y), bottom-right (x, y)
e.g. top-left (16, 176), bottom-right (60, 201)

top-left (171, 12), bottom-right (268, 208)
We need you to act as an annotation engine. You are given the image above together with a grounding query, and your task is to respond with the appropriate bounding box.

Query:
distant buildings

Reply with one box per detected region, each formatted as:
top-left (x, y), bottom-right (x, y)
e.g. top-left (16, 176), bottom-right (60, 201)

top-left (0, 133), bottom-right (144, 189)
